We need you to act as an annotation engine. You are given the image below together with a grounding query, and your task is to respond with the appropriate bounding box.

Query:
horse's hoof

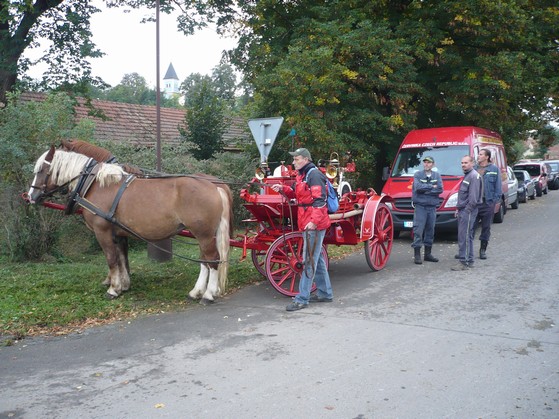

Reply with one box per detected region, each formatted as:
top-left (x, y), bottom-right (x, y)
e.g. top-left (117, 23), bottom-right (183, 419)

top-left (186, 294), bottom-right (198, 301)
top-left (200, 298), bottom-right (215, 306)
top-left (105, 292), bottom-right (119, 300)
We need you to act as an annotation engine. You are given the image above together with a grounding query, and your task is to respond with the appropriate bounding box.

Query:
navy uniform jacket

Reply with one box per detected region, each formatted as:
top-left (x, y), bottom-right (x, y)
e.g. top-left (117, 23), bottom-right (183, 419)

top-left (457, 168), bottom-right (483, 213)
top-left (475, 163), bottom-right (502, 204)
top-left (412, 170), bottom-right (444, 206)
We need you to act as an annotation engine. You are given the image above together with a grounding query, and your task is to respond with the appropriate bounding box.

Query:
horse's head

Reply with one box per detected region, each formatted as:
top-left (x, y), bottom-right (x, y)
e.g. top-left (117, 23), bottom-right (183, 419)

top-left (26, 146), bottom-right (56, 204)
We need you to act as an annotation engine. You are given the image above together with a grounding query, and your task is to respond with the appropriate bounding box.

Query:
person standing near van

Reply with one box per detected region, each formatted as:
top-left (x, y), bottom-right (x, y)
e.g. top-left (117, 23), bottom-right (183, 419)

top-left (411, 156), bottom-right (443, 264)
top-left (475, 149), bottom-right (502, 259)
top-left (452, 156), bottom-right (483, 271)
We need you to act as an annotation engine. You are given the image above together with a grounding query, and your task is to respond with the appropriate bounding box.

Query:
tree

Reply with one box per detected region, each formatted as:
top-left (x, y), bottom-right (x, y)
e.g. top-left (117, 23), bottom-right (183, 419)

top-left (0, 0), bottom-right (237, 104)
top-left (180, 79), bottom-right (226, 160)
top-left (180, 63), bottom-right (237, 110)
top-left (227, 0), bottom-right (559, 183)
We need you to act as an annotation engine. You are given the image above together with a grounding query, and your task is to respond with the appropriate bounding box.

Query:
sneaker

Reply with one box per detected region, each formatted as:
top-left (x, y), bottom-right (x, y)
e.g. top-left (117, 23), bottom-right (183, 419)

top-left (310, 295), bottom-right (333, 303)
top-left (451, 263), bottom-right (469, 271)
top-left (286, 302), bottom-right (308, 311)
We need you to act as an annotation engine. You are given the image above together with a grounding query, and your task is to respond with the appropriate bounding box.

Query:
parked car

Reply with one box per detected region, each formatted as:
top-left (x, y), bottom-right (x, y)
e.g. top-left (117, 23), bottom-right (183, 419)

top-left (514, 169), bottom-right (536, 202)
top-left (543, 160), bottom-right (559, 190)
top-left (513, 161), bottom-right (549, 197)
top-left (506, 166), bottom-right (519, 209)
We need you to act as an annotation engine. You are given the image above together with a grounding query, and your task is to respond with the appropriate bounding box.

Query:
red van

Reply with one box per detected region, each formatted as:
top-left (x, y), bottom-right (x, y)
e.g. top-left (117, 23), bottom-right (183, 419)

top-left (381, 126), bottom-right (509, 236)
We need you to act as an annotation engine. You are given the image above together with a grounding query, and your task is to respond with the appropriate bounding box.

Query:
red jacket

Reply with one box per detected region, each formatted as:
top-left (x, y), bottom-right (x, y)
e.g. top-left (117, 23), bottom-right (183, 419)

top-left (281, 163), bottom-right (331, 230)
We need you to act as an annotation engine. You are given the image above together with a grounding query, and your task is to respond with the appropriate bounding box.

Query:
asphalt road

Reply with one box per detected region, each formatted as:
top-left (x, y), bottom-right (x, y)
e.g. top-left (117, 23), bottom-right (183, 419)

top-left (1, 192), bottom-right (558, 419)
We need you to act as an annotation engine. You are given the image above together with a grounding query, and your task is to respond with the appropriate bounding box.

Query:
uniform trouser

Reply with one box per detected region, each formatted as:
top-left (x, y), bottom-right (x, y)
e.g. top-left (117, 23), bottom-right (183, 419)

top-left (412, 204), bottom-right (437, 248)
top-left (457, 208), bottom-right (478, 264)
top-left (294, 229), bottom-right (333, 304)
top-left (475, 202), bottom-right (496, 242)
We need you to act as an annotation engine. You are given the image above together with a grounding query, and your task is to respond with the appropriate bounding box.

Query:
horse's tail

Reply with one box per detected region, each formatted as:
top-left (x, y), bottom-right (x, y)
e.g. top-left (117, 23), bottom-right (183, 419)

top-left (216, 187), bottom-right (232, 295)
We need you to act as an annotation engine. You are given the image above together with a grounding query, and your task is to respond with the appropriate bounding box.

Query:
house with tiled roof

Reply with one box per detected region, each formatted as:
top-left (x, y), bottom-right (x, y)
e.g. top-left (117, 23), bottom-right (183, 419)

top-left (19, 92), bottom-right (249, 150)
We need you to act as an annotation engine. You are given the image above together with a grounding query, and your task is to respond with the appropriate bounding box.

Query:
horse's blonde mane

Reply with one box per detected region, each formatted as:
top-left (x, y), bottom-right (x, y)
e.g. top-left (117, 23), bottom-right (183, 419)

top-left (97, 164), bottom-right (126, 187)
top-left (34, 149), bottom-right (125, 189)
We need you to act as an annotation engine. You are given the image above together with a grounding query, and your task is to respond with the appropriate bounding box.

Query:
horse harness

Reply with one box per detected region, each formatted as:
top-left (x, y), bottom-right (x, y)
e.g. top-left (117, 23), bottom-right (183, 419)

top-left (64, 160), bottom-right (224, 265)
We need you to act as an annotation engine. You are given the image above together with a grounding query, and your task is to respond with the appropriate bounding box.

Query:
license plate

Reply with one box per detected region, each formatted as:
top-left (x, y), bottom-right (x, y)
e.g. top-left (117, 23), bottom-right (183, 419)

top-left (404, 221), bottom-right (413, 228)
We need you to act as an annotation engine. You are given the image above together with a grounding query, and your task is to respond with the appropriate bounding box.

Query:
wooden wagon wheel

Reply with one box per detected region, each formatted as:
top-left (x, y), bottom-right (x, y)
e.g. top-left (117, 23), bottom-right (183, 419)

top-left (364, 203), bottom-right (393, 271)
top-left (251, 248), bottom-right (267, 277)
top-left (265, 231), bottom-right (328, 297)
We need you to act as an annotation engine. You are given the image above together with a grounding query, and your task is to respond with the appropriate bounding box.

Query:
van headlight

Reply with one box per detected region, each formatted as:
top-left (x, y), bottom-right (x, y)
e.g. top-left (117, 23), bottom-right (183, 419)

top-left (444, 192), bottom-right (458, 208)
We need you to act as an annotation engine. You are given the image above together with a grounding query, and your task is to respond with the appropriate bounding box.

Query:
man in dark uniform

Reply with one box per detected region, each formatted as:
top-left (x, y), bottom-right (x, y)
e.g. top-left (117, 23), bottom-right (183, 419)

top-left (475, 149), bottom-right (502, 259)
top-left (452, 156), bottom-right (483, 271)
top-left (411, 156), bottom-right (444, 264)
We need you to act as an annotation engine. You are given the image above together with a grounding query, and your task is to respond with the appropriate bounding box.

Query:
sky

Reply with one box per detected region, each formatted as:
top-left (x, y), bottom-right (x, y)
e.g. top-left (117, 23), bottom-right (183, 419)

top-left (26, 2), bottom-right (238, 88)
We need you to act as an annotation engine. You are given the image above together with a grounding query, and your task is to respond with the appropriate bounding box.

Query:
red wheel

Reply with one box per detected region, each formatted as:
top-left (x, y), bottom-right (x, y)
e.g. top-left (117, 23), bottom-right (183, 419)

top-left (251, 248), bottom-right (267, 277)
top-left (265, 231), bottom-right (328, 297)
top-left (364, 203), bottom-right (393, 271)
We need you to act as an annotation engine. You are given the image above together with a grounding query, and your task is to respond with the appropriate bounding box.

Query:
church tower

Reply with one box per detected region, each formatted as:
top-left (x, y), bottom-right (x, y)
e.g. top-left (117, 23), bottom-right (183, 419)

top-left (163, 63), bottom-right (180, 99)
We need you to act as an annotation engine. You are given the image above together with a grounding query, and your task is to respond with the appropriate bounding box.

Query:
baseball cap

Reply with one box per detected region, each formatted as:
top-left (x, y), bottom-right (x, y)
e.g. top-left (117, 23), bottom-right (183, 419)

top-left (423, 156), bottom-right (434, 163)
top-left (289, 148), bottom-right (312, 160)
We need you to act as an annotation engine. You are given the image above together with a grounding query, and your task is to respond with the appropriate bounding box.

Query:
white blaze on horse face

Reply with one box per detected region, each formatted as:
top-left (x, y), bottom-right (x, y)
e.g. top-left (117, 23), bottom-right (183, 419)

top-left (27, 150), bottom-right (50, 204)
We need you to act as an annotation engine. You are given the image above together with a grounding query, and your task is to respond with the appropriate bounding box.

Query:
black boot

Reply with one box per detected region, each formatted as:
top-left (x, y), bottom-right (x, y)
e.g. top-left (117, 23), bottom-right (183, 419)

top-left (480, 240), bottom-right (488, 259)
top-left (414, 247), bottom-right (422, 265)
top-left (424, 246), bottom-right (439, 262)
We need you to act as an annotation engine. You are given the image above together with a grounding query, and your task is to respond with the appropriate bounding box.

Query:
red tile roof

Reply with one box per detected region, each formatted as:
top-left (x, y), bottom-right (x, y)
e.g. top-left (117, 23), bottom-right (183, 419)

top-left (19, 92), bottom-right (249, 149)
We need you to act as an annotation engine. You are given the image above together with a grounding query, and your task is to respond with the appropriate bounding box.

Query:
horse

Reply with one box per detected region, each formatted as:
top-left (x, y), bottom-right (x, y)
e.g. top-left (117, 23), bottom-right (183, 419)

top-left (27, 146), bottom-right (231, 303)
top-left (57, 139), bottom-right (235, 301)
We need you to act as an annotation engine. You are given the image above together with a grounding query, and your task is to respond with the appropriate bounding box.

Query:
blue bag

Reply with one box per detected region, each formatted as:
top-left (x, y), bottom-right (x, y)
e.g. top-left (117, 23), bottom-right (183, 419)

top-left (305, 167), bottom-right (339, 214)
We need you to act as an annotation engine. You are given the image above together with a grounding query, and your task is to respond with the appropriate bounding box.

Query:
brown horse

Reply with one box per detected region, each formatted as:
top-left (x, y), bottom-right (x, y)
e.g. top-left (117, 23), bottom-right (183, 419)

top-left (27, 146), bottom-right (231, 302)
top-left (57, 139), bottom-right (235, 301)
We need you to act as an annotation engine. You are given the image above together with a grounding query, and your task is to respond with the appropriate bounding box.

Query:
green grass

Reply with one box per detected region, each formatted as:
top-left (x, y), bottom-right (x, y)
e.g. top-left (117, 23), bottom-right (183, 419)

top-left (0, 239), bottom-right (358, 343)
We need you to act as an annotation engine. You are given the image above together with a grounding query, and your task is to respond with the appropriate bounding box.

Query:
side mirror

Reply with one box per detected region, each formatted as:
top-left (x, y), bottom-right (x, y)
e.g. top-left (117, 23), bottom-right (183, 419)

top-left (382, 166), bottom-right (390, 181)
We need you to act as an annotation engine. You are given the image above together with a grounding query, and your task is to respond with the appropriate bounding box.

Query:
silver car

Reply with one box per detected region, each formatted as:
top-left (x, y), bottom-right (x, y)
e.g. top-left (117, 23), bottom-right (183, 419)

top-left (514, 169), bottom-right (537, 203)
top-left (506, 166), bottom-right (519, 209)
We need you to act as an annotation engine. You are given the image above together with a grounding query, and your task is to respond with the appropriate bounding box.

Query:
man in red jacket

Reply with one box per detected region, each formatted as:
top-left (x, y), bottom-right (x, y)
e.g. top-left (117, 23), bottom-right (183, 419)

top-left (271, 148), bottom-right (334, 311)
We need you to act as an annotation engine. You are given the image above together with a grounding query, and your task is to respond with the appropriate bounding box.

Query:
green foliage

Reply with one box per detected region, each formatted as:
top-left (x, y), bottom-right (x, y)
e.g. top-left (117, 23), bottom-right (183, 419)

top-left (0, 92), bottom-right (94, 261)
top-left (180, 79), bottom-right (227, 160)
top-left (227, 0), bottom-right (559, 184)
top-left (180, 63), bottom-right (238, 111)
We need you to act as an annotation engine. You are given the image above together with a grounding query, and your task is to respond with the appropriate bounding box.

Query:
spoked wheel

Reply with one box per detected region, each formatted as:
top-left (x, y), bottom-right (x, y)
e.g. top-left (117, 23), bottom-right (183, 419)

top-left (265, 231), bottom-right (328, 297)
top-left (251, 248), bottom-right (268, 277)
top-left (364, 203), bottom-right (393, 271)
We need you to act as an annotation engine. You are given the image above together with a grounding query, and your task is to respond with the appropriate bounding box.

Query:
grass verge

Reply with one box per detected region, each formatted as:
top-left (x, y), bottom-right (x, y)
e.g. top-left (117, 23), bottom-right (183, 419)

top-left (1, 239), bottom-right (359, 344)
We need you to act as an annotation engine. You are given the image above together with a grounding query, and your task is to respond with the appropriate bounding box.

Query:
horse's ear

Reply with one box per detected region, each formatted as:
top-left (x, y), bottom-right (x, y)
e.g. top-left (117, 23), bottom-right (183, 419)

top-left (46, 145), bottom-right (56, 162)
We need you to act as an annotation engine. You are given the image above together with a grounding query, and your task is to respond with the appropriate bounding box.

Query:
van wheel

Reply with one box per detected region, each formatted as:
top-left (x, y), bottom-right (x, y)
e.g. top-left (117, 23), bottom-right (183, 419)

top-left (511, 195), bottom-right (519, 209)
top-left (493, 199), bottom-right (505, 223)
top-left (536, 185), bottom-right (542, 197)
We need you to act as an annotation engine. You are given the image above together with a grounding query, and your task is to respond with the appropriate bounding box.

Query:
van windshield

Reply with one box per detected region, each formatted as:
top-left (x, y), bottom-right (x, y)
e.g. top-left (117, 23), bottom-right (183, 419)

top-left (391, 146), bottom-right (469, 177)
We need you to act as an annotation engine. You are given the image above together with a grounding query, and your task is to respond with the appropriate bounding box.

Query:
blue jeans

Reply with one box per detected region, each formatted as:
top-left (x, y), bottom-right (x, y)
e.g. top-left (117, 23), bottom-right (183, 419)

top-left (294, 229), bottom-right (333, 304)
top-left (412, 204), bottom-right (436, 248)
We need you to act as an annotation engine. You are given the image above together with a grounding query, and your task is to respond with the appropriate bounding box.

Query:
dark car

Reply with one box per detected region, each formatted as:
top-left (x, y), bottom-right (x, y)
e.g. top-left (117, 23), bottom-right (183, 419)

top-left (513, 161), bottom-right (549, 197)
top-left (543, 160), bottom-right (559, 190)
top-left (514, 169), bottom-right (536, 202)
